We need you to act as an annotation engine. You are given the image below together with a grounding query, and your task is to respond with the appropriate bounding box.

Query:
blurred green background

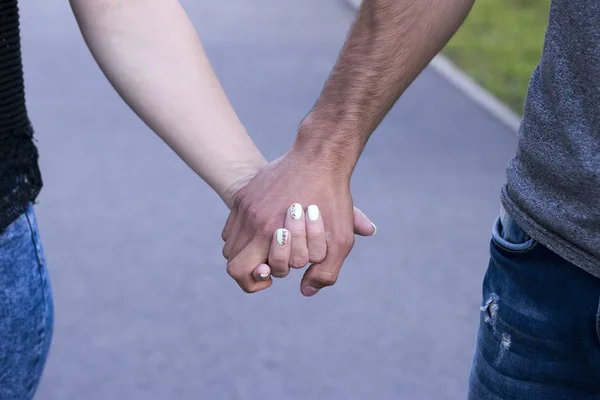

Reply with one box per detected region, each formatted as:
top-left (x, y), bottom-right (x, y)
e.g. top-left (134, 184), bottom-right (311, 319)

top-left (444, 0), bottom-right (552, 114)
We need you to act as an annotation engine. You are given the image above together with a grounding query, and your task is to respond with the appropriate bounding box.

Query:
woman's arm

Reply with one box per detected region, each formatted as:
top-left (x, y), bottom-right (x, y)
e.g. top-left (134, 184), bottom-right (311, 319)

top-left (69, 0), bottom-right (266, 208)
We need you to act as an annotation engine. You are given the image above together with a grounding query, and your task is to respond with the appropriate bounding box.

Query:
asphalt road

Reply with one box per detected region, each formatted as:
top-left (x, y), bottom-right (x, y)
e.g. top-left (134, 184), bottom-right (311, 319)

top-left (21, 0), bottom-right (517, 399)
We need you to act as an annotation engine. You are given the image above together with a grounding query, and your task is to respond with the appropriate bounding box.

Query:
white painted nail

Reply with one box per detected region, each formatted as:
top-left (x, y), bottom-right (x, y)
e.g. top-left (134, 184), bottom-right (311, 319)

top-left (259, 273), bottom-right (269, 279)
top-left (276, 228), bottom-right (289, 246)
top-left (371, 222), bottom-right (377, 236)
top-left (289, 203), bottom-right (303, 220)
top-left (307, 205), bottom-right (320, 221)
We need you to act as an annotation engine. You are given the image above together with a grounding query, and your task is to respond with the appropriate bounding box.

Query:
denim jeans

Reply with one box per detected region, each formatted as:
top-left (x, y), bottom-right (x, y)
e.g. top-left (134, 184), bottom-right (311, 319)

top-left (0, 204), bottom-right (53, 399)
top-left (468, 206), bottom-right (600, 399)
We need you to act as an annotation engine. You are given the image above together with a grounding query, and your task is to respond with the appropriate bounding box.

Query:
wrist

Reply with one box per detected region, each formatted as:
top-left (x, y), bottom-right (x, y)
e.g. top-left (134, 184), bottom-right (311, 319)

top-left (219, 156), bottom-right (267, 209)
top-left (293, 113), bottom-right (364, 178)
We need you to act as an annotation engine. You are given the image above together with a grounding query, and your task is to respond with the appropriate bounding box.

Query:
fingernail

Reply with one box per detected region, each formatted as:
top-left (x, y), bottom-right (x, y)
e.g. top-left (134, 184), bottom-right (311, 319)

top-left (276, 228), bottom-right (289, 246)
top-left (371, 222), bottom-right (377, 236)
top-left (303, 286), bottom-right (319, 296)
top-left (307, 205), bottom-right (319, 221)
top-left (289, 203), bottom-right (303, 220)
top-left (259, 273), bottom-right (269, 279)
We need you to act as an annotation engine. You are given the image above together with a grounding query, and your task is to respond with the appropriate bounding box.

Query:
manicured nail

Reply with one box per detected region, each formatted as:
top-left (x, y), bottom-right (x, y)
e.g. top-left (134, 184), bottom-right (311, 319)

top-left (289, 203), bottom-right (303, 220)
top-left (259, 273), bottom-right (269, 279)
top-left (276, 228), bottom-right (289, 246)
top-left (307, 205), bottom-right (320, 221)
top-left (371, 222), bottom-right (377, 236)
top-left (303, 286), bottom-right (319, 296)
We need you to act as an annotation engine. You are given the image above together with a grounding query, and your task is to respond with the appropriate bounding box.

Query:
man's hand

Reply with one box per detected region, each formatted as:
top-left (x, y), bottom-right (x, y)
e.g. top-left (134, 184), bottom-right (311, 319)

top-left (222, 147), bottom-right (374, 296)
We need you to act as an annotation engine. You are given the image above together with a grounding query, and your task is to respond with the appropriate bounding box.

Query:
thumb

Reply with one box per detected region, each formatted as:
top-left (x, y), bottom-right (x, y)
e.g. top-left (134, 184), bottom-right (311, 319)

top-left (353, 206), bottom-right (376, 236)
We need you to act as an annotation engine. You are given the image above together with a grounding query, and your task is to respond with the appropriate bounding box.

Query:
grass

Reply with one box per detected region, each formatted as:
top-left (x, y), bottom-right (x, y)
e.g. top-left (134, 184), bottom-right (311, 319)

top-left (443, 0), bottom-right (552, 114)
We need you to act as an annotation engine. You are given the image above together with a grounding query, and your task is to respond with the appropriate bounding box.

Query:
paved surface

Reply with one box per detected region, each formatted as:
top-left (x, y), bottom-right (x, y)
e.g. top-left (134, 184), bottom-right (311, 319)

top-left (21, 0), bottom-right (518, 399)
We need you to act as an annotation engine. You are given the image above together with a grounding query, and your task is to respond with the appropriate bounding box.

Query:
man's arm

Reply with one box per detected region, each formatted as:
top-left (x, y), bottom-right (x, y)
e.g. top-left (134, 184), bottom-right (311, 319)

top-left (295, 0), bottom-right (475, 293)
top-left (223, 0), bottom-right (473, 296)
top-left (69, 0), bottom-right (267, 208)
top-left (296, 0), bottom-right (475, 174)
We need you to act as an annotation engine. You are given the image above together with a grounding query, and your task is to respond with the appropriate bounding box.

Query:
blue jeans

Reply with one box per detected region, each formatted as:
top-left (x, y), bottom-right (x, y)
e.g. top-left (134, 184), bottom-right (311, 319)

top-left (469, 206), bottom-right (600, 399)
top-left (0, 205), bottom-right (53, 399)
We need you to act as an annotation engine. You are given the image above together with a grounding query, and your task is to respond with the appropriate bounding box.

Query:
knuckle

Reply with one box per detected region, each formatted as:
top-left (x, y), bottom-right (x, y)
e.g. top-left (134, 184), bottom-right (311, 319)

top-left (314, 270), bottom-right (338, 287)
top-left (234, 275), bottom-right (261, 294)
top-left (310, 250), bottom-right (326, 263)
top-left (241, 284), bottom-right (258, 294)
top-left (236, 196), bottom-right (291, 242)
top-left (335, 233), bottom-right (355, 251)
top-left (222, 246), bottom-right (230, 260)
top-left (245, 204), bottom-right (261, 225)
top-left (291, 229), bottom-right (306, 241)
top-left (226, 261), bottom-right (243, 280)
top-left (290, 252), bottom-right (309, 269)
top-left (238, 201), bottom-right (278, 240)
top-left (221, 227), bottom-right (229, 242)
top-left (237, 197), bottom-right (261, 224)
top-left (307, 223), bottom-right (325, 236)
top-left (248, 281), bottom-right (271, 293)
top-left (257, 222), bottom-right (277, 240)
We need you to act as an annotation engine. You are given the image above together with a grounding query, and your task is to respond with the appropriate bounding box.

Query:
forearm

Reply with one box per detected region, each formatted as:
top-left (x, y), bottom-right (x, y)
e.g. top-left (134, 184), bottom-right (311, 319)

top-left (70, 0), bottom-right (266, 207)
top-left (296, 0), bottom-right (474, 174)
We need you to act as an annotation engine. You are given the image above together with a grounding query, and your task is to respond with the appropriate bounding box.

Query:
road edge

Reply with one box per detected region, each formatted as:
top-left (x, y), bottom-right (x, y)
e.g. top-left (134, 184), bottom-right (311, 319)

top-left (342, 0), bottom-right (522, 132)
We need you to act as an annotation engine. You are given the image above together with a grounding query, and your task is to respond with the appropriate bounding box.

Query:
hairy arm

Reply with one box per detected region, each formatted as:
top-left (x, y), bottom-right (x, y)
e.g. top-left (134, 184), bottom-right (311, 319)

top-left (69, 0), bottom-right (266, 207)
top-left (296, 0), bottom-right (475, 172)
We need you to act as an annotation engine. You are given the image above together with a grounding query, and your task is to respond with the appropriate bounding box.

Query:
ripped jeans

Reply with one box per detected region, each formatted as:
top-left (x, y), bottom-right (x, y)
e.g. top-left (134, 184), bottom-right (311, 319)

top-left (468, 206), bottom-right (600, 399)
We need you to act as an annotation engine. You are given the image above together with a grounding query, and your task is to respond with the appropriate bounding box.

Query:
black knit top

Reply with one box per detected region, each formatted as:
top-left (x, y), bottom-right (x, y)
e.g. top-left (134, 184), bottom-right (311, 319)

top-left (0, 0), bottom-right (42, 231)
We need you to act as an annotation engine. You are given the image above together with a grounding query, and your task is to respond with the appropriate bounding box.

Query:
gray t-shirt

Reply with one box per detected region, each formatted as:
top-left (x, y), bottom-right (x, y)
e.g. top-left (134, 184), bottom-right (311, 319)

top-left (502, 0), bottom-right (600, 277)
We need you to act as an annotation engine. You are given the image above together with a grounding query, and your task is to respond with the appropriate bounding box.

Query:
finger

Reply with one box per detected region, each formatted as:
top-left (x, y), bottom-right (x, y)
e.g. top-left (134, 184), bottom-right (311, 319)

top-left (306, 205), bottom-right (327, 263)
top-left (268, 228), bottom-right (291, 278)
top-left (230, 221), bottom-right (254, 261)
top-left (222, 215), bottom-right (244, 260)
top-left (353, 206), bottom-right (376, 236)
top-left (300, 257), bottom-right (344, 297)
top-left (227, 239), bottom-right (271, 293)
top-left (284, 203), bottom-right (309, 269)
top-left (300, 233), bottom-right (354, 297)
top-left (225, 214), bottom-right (258, 262)
top-left (252, 263), bottom-right (272, 282)
top-left (221, 208), bottom-right (238, 242)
